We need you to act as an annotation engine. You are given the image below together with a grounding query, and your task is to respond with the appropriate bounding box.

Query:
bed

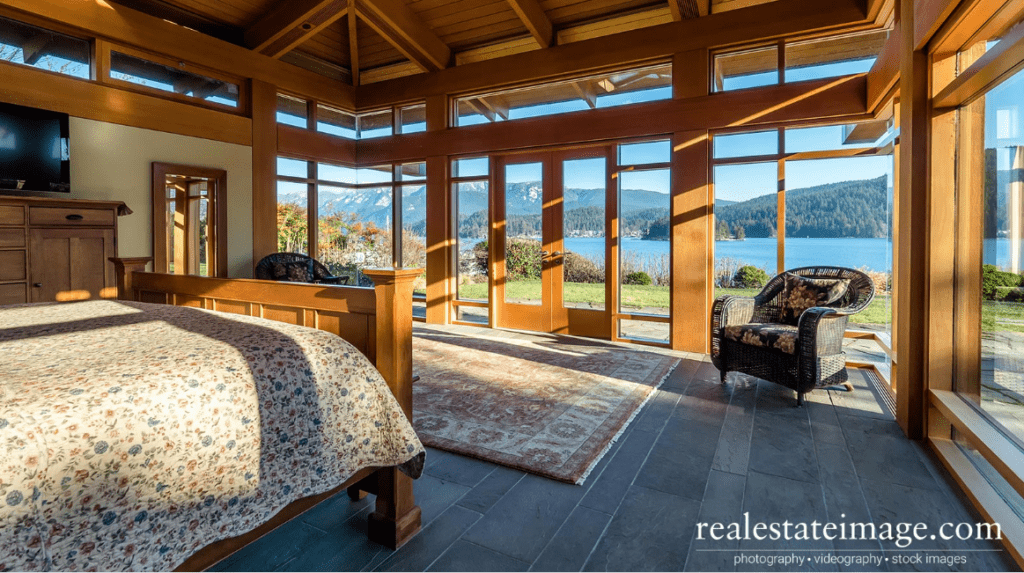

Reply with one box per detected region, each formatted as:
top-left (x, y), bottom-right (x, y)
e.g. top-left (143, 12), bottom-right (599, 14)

top-left (0, 261), bottom-right (424, 571)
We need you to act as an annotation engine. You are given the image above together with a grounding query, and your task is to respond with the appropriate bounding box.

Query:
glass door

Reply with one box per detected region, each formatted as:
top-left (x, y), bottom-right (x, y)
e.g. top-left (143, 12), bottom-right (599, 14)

top-left (495, 154), bottom-right (557, 331)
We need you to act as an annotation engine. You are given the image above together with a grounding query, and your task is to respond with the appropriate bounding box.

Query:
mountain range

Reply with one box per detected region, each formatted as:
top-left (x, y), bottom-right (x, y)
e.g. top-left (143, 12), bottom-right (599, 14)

top-left (280, 176), bottom-right (892, 240)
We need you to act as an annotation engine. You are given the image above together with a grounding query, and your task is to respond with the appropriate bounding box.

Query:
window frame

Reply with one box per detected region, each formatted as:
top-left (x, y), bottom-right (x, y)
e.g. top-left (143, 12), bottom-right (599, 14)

top-left (151, 162), bottom-right (228, 278)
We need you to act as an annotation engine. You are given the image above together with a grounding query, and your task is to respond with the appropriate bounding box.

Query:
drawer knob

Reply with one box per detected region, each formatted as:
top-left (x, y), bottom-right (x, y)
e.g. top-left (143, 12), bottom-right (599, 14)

top-left (65, 214), bottom-right (84, 221)
top-left (33, 283), bottom-right (42, 288)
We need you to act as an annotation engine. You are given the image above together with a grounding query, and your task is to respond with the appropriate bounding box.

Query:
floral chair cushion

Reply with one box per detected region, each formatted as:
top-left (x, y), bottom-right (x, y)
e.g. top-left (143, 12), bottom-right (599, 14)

top-left (723, 323), bottom-right (800, 355)
top-left (780, 273), bottom-right (849, 325)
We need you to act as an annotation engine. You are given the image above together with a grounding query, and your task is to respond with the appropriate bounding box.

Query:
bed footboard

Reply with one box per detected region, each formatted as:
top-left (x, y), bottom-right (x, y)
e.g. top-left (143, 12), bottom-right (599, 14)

top-left (110, 259), bottom-right (423, 565)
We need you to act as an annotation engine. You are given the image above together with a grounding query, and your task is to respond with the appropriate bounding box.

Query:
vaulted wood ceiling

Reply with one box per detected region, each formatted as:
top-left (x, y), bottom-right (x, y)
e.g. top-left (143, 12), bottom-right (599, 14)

top-left (108, 0), bottom-right (782, 85)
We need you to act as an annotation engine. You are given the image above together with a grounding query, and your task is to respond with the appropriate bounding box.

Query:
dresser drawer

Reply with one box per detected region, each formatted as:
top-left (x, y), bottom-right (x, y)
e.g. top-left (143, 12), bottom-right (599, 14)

top-left (0, 205), bottom-right (25, 225)
top-left (0, 228), bottom-right (25, 248)
top-left (30, 207), bottom-right (115, 227)
top-left (0, 250), bottom-right (26, 281)
top-left (0, 282), bottom-right (27, 305)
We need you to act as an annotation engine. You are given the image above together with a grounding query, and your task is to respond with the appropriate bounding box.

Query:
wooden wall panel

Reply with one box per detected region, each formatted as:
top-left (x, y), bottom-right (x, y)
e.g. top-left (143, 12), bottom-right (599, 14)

top-left (277, 125), bottom-right (358, 164)
top-left (671, 129), bottom-right (711, 353)
top-left (0, 62), bottom-right (251, 145)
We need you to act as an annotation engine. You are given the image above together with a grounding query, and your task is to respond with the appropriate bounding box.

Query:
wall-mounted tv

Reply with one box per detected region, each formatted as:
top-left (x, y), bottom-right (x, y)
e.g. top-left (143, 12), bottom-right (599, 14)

top-left (0, 102), bottom-right (70, 194)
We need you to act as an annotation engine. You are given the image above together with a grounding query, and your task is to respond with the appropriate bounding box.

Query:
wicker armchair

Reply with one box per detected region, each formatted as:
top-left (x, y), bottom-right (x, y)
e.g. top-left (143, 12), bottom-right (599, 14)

top-left (254, 253), bottom-right (349, 285)
top-left (710, 266), bottom-right (875, 406)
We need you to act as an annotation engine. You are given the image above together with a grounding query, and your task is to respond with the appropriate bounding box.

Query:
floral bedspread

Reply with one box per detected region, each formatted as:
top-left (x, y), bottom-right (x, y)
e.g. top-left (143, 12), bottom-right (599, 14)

top-left (0, 300), bottom-right (424, 572)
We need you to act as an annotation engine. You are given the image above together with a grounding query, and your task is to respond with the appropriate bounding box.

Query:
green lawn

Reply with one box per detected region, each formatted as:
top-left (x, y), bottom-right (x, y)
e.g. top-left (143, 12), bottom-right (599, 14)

top-left (458, 280), bottom-right (1024, 330)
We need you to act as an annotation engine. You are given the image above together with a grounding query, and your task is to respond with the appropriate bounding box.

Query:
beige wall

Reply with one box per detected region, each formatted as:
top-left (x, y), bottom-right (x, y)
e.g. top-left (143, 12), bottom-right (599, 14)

top-left (68, 117), bottom-right (254, 277)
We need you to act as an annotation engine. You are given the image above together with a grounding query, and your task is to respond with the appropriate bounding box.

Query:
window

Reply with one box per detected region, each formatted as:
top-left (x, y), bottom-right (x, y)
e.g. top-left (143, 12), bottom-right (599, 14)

top-left (784, 30), bottom-right (887, 82)
top-left (317, 104), bottom-right (357, 139)
top-left (453, 157), bottom-right (490, 324)
top-left (152, 163), bottom-right (226, 277)
top-left (399, 104), bottom-right (427, 134)
top-left (454, 63), bottom-right (671, 127)
top-left (713, 45), bottom-right (779, 92)
top-left (712, 122), bottom-right (895, 362)
top-left (0, 16), bottom-right (90, 79)
top-left (617, 140), bottom-right (671, 343)
top-left (109, 49), bottom-right (240, 108)
top-left (563, 156), bottom-right (607, 310)
top-left (276, 157), bottom-right (426, 287)
top-left (277, 94), bottom-right (308, 128)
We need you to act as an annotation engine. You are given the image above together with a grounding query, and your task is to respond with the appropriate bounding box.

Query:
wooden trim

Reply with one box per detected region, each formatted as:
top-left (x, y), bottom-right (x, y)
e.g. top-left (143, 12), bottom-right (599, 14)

top-left (866, 25), bottom-right (901, 112)
top-left (0, 59), bottom-right (251, 146)
top-left (349, 5), bottom-right (361, 87)
top-left (0, 0), bottom-right (356, 111)
top-left (425, 155), bottom-right (451, 324)
top-left (277, 124), bottom-right (358, 165)
top-left (356, 0), bottom-right (451, 71)
top-left (933, 22), bottom-right (1024, 109)
top-left (452, 299), bottom-right (490, 308)
top-left (358, 75), bottom-right (869, 164)
top-left (913, 0), bottom-right (963, 50)
top-left (506, 0), bottom-right (555, 48)
top-left (669, 0), bottom-right (710, 20)
top-left (930, 0), bottom-right (1024, 57)
top-left (931, 389), bottom-right (1024, 500)
top-left (930, 437), bottom-right (1024, 569)
top-left (355, 0), bottom-right (871, 107)
top-left (109, 256), bottom-right (153, 301)
top-left (252, 80), bottom-right (279, 271)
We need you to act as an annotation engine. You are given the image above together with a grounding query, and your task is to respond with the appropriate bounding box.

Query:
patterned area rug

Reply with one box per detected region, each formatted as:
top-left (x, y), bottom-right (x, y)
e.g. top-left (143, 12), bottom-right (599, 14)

top-left (412, 327), bottom-right (679, 484)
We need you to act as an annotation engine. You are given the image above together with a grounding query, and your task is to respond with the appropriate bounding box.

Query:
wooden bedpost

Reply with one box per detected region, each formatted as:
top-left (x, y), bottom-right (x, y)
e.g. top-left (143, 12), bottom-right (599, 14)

top-left (109, 257), bottom-right (153, 300)
top-left (362, 267), bottom-right (423, 549)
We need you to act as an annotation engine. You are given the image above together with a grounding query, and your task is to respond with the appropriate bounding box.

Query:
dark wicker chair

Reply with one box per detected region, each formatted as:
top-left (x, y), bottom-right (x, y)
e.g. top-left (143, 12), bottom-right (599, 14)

top-left (254, 252), bottom-right (349, 285)
top-left (710, 266), bottom-right (875, 406)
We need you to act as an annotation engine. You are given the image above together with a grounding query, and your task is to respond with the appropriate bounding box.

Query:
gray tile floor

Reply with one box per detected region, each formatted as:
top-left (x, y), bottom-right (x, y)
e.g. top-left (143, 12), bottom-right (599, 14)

top-left (215, 326), bottom-right (1017, 572)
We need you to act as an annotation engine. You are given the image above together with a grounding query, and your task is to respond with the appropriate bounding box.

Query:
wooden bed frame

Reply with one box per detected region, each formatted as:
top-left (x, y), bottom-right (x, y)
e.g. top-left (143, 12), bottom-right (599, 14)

top-left (110, 258), bottom-right (422, 572)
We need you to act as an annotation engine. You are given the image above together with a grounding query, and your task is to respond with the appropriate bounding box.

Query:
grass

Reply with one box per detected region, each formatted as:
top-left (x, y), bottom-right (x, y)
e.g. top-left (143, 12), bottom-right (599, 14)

top-left (458, 280), bottom-right (1024, 332)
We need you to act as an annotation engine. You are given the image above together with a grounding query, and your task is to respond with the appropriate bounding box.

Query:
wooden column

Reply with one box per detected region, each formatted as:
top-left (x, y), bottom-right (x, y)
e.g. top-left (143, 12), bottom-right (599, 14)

top-left (671, 130), bottom-right (711, 353)
top-left (671, 48), bottom-right (712, 353)
top-left (424, 94), bottom-right (452, 324)
top-left (896, 0), bottom-right (929, 440)
top-left (251, 79), bottom-right (278, 274)
top-left (109, 257), bottom-right (153, 300)
top-left (362, 267), bottom-right (422, 549)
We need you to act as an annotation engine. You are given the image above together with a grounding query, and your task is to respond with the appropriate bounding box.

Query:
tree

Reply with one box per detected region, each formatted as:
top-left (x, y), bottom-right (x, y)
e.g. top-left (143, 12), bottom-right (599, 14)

top-left (716, 220), bottom-right (731, 240)
top-left (735, 225), bottom-right (746, 240)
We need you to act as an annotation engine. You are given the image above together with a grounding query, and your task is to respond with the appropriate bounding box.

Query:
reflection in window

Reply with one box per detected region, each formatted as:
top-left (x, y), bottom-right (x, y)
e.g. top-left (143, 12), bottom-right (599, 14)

top-left (399, 104), bottom-right (427, 134)
top-left (0, 16), bottom-right (90, 79)
top-left (317, 104), bottom-right (357, 138)
top-left (277, 93), bottom-right (307, 127)
top-left (963, 67), bottom-right (1024, 442)
top-left (454, 157), bottom-right (490, 302)
top-left (164, 175), bottom-right (217, 276)
top-left (713, 45), bottom-right (779, 92)
top-left (785, 30), bottom-right (887, 83)
top-left (110, 51), bottom-right (240, 107)
top-left (454, 63), bottom-right (671, 126)
top-left (618, 168), bottom-right (670, 318)
top-left (397, 163), bottom-right (427, 297)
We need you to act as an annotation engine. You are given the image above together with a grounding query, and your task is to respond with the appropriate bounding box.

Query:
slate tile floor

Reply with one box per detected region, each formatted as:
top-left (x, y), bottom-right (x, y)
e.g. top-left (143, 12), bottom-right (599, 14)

top-left (216, 325), bottom-right (1017, 572)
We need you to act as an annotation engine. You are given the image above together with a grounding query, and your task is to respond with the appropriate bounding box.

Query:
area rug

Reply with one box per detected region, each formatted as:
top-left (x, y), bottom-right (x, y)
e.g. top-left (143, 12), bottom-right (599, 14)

top-left (411, 327), bottom-right (679, 484)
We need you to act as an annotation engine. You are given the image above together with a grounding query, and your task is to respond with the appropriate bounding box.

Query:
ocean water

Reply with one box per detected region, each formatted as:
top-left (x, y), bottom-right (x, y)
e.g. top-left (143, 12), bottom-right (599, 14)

top-left (461, 237), bottom-right (1022, 274)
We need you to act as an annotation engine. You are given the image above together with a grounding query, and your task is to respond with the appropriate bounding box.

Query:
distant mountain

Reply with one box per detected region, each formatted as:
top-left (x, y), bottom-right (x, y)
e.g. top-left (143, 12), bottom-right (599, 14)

top-left (282, 176), bottom-right (892, 241)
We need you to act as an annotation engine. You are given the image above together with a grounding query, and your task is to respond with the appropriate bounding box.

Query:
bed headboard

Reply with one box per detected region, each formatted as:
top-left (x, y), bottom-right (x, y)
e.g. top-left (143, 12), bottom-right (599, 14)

top-left (110, 259), bottom-right (420, 420)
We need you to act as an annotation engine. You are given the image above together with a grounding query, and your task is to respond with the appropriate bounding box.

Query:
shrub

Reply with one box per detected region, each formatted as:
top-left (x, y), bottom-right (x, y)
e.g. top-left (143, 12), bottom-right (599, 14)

top-left (506, 239), bottom-right (542, 280)
top-left (623, 271), bottom-right (652, 286)
top-left (563, 252), bottom-right (604, 284)
top-left (982, 264), bottom-right (1022, 300)
top-left (733, 265), bottom-right (770, 289)
top-left (999, 287), bottom-right (1024, 303)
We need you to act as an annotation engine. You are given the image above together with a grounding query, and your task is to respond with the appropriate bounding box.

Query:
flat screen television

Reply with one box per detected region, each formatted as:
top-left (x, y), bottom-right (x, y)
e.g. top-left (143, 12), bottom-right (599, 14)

top-left (0, 102), bottom-right (70, 194)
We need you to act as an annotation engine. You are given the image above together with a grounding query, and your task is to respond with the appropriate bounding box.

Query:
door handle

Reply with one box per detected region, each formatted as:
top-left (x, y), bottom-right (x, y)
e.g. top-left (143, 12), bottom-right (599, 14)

top-left (65, 214), bottom-right (84, 221)
top-left (33, 283), bottom-right (42, 288)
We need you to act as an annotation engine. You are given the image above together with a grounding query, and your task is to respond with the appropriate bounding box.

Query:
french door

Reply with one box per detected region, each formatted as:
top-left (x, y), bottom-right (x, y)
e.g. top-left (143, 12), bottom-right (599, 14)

top-left (493, 147), bottom-right (610, 334)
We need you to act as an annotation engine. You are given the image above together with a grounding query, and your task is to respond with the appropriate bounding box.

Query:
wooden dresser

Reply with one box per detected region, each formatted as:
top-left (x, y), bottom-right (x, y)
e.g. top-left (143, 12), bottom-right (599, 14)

top-left (0, 196), bottom-right (127, 305)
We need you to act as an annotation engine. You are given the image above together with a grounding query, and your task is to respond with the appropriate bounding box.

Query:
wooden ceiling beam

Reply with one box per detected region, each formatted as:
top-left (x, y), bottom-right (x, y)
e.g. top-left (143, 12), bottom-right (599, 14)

top-left (668, 0), bottom-right (709, 20)
top-left (348, 8), bottom-right (359, 86)
top-left (20, 34), bottom-right (52, 66)
top-left (506, 0), bottom-right (554, 48)
top-left (571, 81), bottom-right (598, 108)
top-left (357, 0), bottom-right (870, 107)
top-left (355, 0), bottom-right (451, 71)
top-left (245, 0), bottom-right (349, 59)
